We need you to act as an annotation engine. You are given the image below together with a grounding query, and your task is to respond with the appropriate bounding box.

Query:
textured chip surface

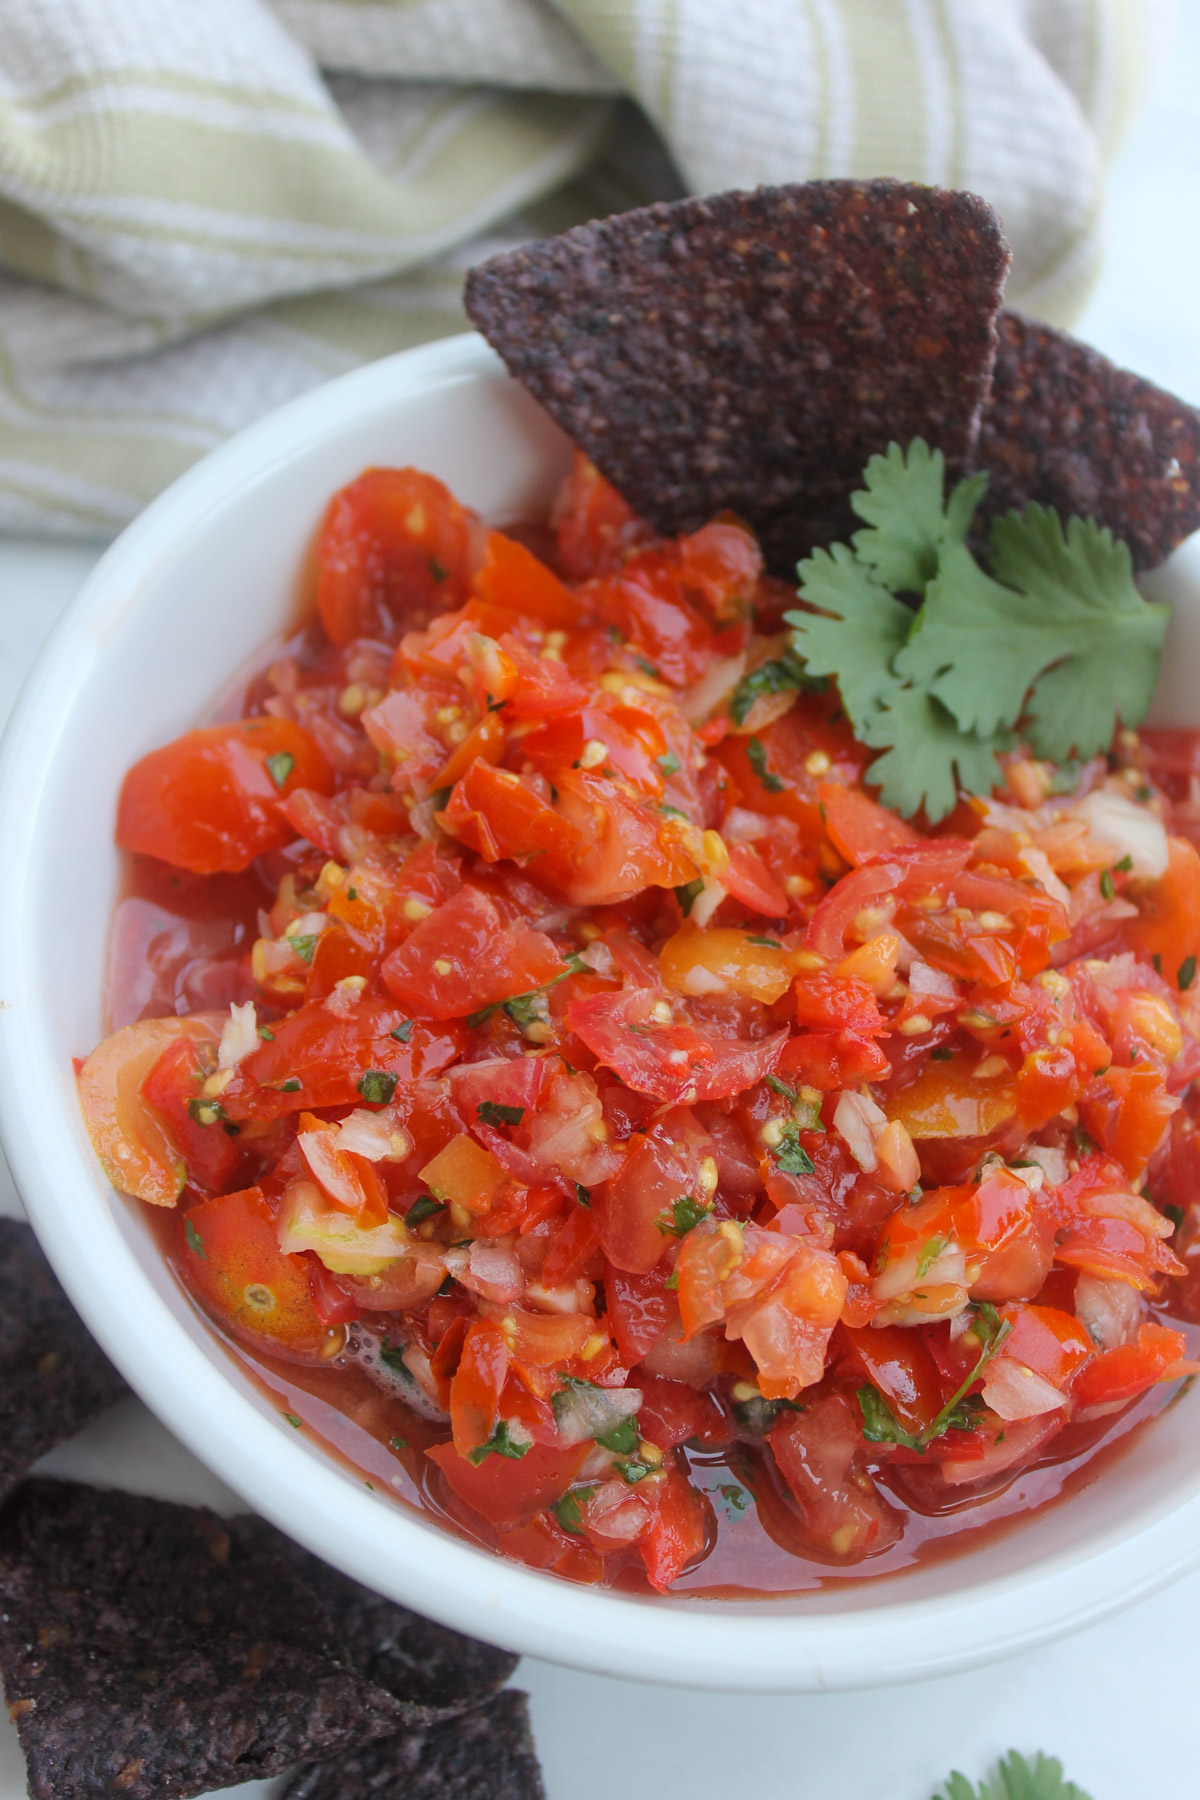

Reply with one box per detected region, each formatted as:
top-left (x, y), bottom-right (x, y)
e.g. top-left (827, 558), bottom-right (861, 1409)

top-left (284, 1689), bottom-right (545, 1800)
top-left (0, 1218), bottom-right (129, 1494)
top-left (978, 309), bottom-right (1200, 571)
top-left (259, 1523), bottom-right (520, 1724)
top-left (465, 180), bottom-right (1010, 573)
top-left (0, 1481), bottom-right (403, 1800)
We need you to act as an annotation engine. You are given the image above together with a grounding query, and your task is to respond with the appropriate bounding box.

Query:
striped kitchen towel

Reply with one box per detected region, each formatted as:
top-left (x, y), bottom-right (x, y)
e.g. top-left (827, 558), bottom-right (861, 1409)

top-left (0, 0), bottom-right (1172, 536)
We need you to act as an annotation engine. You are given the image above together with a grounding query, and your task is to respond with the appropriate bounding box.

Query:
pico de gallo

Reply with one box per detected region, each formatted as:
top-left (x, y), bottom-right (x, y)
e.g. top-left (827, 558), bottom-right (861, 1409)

top-left (80, 456), bottom-right (1200, 1594)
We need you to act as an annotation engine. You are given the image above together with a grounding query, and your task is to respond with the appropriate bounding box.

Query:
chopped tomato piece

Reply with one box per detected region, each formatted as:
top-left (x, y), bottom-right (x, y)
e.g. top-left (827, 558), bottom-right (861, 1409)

top-left (117, 719), bottom-right (333, 875)
top-left (174, 1186), bottom-right (336, 1362)
top-left (79, 1014), bottom-right (224, 1205)
top-left (818, 781), bottom-right (920, 865)
top-left (381, 886), bottom-right (566, 1020)
top-left (637, 1465), bottom-right (714, 1591)
top-left (473, 531), bottom-right (579, 627)
top-left (1072, 1323), bottom-right (1198, 1408)
top-left (426, 1437), bottom-right (589, 1528)
top-left (569, 987), bottom-right (786, 1104)
top-left (316, 467), bottom-right (473, 644)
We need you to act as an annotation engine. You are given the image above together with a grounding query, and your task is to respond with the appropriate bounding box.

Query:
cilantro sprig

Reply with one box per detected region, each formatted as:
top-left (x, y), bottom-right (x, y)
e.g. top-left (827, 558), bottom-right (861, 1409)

top-left (934, 1750), bottom-right (1091, 1800)
top-left (858, 1302), bottom-right (1012, 1451)
top-left (786, 440), bottom-right (1168, 821)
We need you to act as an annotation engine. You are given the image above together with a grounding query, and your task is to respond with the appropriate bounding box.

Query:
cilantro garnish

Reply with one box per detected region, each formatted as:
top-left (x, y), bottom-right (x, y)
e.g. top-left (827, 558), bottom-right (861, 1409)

top-left (1180, 955), bottom-right (1197, 991)
top-left (858, 1301), bottom-right (1012, 1451)
top-left (614, 1455), bottom-right (655, 1484)
top-left (389, 1435), bottom-right (409, 1450)
top-left (390, 1020), bottom-right (414, 1042)
top-left (283, 1413), bottom-right (301, 1429)
top-left (675, 877), bottom-right (704, 917)
top-left (575, 1181), bottom-right (592, 1208)
top-left (256, 1025), bottom-right (275, 1041)
top-left (730, 649), bottom-right (823, 726)
top-left (264, 750), bottom-right (295, 789)
top-left (289, 933), bottom-right (318, 964)
top-left (428, 556), bottom-right (449, 582)
top-left (747, 935), bottom-right (782, 949)
top-left (477, 1100), bottom-right (524, 1128)
top-left (656, 749), bottom-right (682, 776)
top-left (379, 1340), bottom-right (412, 1377)
top-left (771, 1121), bottom-right (815, 1176)
top-left (745, 736), bottom-right (784, 792)
top-left (597, 1414), bottom-right (640, 1454)
top-left (765, 1074), bottom-right (797, 1100)
top-left (787, 440), bottom-right (1169, 821)
top-left (934, 1749), bottom-right (1092, 1800)
top-left (184, 1218), bottom-right (206, 1260)
top-left (277, 1077), bottom-right (302, 1093)
top-left (656, 1193), bottom-right (711, 1238)
top-left (357, 1069), bottom-right (397, 1105)
top-left (467, 1419), bottom-right (530, 1464)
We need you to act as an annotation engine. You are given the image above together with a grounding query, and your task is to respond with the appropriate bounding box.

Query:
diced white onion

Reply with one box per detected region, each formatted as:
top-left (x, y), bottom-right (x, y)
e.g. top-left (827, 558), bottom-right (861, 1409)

top-left (834, 1090), bottom-right (887, 1172)
top-left (1019, 1144), bottom-right (1069, 1188)
top-left (464, 1241), bottom-right (524, 1302)
top-left (578, 941), bottom-right (618, 979)
top-left (217, 1000), bottom-right (258, 1070)
top-left (679, 965), bottom-right (728, 996)
top-left (1074, 790), bottom-right (1169, 880)
top-left (678, 652), bottom-right (747, 724)
top-left (335, 1108), bottom-right (396, 1161)
top-left (551, 1382), bottom-right (643, 1447)
top-left (981, 1358), bottom-right (1068, 1421)
top-left (908, 959), bottom-right (957, 1001)
top-left (690, 879), bottom-right (727, 928)
top-left (1074, 1273), bottom-right (1142, 1350)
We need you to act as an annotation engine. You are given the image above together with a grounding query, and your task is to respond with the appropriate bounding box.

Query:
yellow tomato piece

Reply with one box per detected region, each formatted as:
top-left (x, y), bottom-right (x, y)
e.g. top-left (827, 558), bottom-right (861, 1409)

top-left (835, 932), bottom-right (901, 995)
top-left (884, 1061), bottom-right (1017, 1140)
top-left (77, 1014), bottom-right (222, 1206)
top-left (660, 926), bottom-right (792, 1004)
top-left (419, 1134), bottom-right (505, 1212)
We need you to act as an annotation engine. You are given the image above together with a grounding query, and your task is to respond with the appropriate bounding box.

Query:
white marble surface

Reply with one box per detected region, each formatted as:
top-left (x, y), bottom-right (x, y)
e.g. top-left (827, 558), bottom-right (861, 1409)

top-left (2, 18), bottom-right (1199, 1797)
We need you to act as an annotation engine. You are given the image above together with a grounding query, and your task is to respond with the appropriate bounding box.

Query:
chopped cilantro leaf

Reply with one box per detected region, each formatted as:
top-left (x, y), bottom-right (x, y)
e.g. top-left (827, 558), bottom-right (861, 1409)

top-left (716, 1483), bottom-right (749, 1517)
top-left (256, 1025), bottom-right (275, 1041)
top-left (655, 749), bottom-right (682, 776)
top-left (477, 1100), bottom-right (524, 1127)
top-left (659, 802), bottom-right (689, 819)
top-left (1180, 955), bottom-right (1198, 991)
top-left (771, 1121), bottom-right (815, 1176)
top-left (405, 1196), bottom-right (444, 1225)
top-left (283, 1413), bottom-right (301, 1429)
top-left (915, 1234), bottom-right (947, 1279)
top-left (729, 649), bottom-right (822, 726)
top-left (389, 1435), bottom-right (409, 1450)
top-left (379, 1340), bottom-right (412, 1377)
top-left (390, 1019), bottom-right (414, 1042)
top-left (467, 1419), bottom-right (530, 1465)
top-left (184, 1218), bottom-right (206, 1260)
top-left (765, 1073), bottom-right (797, 1101)
top-left (657, 1193), bottom-right (711, 1238)
top-left (747, 935), bottom-right (782, 948)
top-left (289, 933), bottom-right (318, 964)
top-left (596, 1414), bottom-right (639, 1454)
top-left (858, 1301), bottom-right (1011, 1452)
top-left (745, 737), bottom-right (784, 793)
top-left (277, 1078), bottom-right (302, 1093)
top-left (675, 877), bottom-right (705, 917)
top-left (1113, 853), bottom-right (1133, 873)
top-left (428, 556), bottom-right (449, 582)
top-left (931, 1046), bottom-right (954, 1060)
top-left (575, 1182), bottom-right (592, 1208)
top-left (553, 1487), bottom-right (596, 1534)
top-left (614, 1455), bottom-right (654, 1484)
top-left (357, 1069), bottom-right (397, 1105)
top-left (634, 656), bottom-right (660, 679)
top-left (264, 750), bottom-right (295, 789)
top-left (1099, 867), bottom-right (1115, 901)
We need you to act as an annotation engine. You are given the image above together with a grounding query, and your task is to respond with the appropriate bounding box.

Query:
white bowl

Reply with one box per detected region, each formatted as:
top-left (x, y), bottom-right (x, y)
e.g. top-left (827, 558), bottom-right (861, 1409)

top-left (3, 331), bottom-right (1200, 1693)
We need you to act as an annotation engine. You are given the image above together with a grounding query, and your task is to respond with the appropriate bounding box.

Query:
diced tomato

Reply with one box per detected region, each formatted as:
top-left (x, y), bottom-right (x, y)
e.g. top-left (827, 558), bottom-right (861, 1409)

top-left (140, 1035), bottom-right (241, 1193)
top-left (768, 1394), bottom-right (902, 1562)
top-left (117, 718), bottom-right (333, 875)
top-left (426, 1437), bottom-right (589, 1528)
top-left (637, 1465), bottom-right (714, 1591)
top-left (1124, 837), bottom-right (1200, 989)
top-left (818, 781), bottom-right (921, 865)
top-left (775, 1029), bottom-right (890, 1091)
top-left (722, 844), bottom-right (790, 918)
top-left (1078, 1064), bottom-right (1180, 1179)
top-left (78, 1013), bottom-right (225, 1206)
top-left (174, 1186), bottom-right (336, 1362)
top-left (381, 886), bottom-right (566, 1020)
top-left (840, 1324), bottom-right (944, 1435)
top-left (316, 467), bottom-right (473, 644)
top-left (805, 840), bottom-right (974, 959)
top-left (473, 531), bottom-right (579, 627)
top-left (1072, 1322), bottom-right (1198, 1409)
top-left (569, 986), bottom-right (786, 1104)
top-left (553, 451), bottom-right (650, 580)
top-left (222, 998), bottom-right (463, 1122)
top-left (606, 1262), bottom-right (673, 1362)
top-left (637, 1374), bottom-right (730, 1450)
top-left (793, 971), bottom-right (884, 1036)
top-left (449, 1320), bottom-right (510, 1455)
top-left (438, 761), bottom-right (582, 864)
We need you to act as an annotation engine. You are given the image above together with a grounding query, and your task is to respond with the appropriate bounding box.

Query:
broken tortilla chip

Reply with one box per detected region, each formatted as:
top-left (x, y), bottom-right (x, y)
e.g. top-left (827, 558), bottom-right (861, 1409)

top-left (283, 1689), bottom-right (545, 1800)
top-left (977, 308), bottom-right (1200, 572)
top-left (0, 1218), bottom-right (129, 1496)
top-left (246, 1519), bottom-right (519, 1725)
top-left (465, 180), bottom-right (1010, 574)
top-left (0, 1480), bottom-right (405, 1800)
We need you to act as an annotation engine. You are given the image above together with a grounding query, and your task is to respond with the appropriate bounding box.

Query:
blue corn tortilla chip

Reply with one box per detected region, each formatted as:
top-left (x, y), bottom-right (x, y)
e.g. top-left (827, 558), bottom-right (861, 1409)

top-left (978, 308), bottom-right (1200, 572)
top-left (465, 179), bottom-right (1010, 573)
top-left (0, 1481), bottom-right (405, 1800)
top-left (260, 1524), bottom-right (519, 1724)
top-left (283, 1689), bottom-right (545, 1800)
top-left (0, 1218), bottom-right (129, 1494)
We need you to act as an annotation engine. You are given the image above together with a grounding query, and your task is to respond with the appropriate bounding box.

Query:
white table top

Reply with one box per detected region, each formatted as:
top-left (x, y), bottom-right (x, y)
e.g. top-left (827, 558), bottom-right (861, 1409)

top-left (1, 20), bottom-right (1198, 1798)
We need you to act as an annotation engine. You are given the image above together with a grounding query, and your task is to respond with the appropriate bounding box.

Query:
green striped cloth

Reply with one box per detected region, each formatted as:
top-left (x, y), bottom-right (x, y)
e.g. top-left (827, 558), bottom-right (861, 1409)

top-left (0, 0), bottom-right (1168, 536)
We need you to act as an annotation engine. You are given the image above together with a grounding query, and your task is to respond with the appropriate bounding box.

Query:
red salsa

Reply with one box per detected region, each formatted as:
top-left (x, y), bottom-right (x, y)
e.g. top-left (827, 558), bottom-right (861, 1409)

top-left (80, 457), bottom-right (1200, 1595)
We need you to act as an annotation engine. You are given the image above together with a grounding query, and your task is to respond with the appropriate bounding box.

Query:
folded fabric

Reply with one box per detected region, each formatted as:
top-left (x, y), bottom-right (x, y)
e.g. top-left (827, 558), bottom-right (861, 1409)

top-left (0, 0), bottom-right (1171, 536)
